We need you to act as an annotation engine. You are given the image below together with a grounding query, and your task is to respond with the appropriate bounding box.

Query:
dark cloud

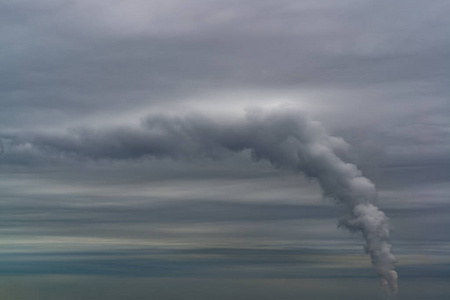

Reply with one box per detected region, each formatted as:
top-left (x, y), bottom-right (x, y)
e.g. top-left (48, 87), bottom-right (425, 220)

top-left (0, 0), bottom-right (450, 298)
top-left (3, 108), bottom-right (403, 291)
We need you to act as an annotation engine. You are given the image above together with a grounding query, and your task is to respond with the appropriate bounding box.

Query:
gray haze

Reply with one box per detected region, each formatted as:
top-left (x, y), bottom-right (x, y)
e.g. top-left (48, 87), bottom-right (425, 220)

top-left (0, 0), bottom-right (449, 299)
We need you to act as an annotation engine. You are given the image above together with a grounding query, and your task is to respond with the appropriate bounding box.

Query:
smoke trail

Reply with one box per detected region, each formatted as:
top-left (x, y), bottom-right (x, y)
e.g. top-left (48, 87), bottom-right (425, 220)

top-left (8, 108), bottom-right (398, 293)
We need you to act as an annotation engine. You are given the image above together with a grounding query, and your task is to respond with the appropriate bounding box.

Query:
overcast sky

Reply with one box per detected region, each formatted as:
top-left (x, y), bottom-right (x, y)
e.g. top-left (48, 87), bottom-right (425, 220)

top-left (0, 1), bottom-right (449, 299)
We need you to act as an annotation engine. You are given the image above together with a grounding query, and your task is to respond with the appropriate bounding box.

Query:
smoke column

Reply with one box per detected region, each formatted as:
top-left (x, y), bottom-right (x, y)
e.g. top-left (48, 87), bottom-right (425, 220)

top-left (10, 108), bottom-right (398, 294)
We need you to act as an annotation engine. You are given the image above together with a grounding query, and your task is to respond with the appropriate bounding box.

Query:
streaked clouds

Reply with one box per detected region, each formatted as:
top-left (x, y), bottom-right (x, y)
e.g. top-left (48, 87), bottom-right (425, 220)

top-left (0, 0), bottom-right (450, 299)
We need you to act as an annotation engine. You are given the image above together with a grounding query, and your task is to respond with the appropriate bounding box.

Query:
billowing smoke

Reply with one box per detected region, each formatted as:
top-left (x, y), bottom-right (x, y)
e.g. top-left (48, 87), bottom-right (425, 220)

top-left (5, 108), bottom-right (397, 294)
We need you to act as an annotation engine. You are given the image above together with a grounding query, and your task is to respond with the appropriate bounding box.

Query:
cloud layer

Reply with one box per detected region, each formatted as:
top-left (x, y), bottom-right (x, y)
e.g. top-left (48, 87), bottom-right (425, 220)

top-left (4, 107), bottom-right (399, 292)
top-left (1, 1), bottom-right (450, 299)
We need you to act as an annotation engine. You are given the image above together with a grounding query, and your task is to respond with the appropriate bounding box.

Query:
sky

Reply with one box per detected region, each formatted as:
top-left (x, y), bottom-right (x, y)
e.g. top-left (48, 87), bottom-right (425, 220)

top-left (1, 0), bottom-right (450, 299)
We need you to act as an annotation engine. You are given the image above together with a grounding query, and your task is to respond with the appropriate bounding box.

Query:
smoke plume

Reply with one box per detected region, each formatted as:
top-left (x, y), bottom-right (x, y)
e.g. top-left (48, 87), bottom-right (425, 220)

top-left (6, 108), bottom-right (398, 294)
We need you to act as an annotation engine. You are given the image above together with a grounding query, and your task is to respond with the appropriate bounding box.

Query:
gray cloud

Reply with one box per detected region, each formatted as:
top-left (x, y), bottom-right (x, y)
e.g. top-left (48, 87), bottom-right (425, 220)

top-left (4, 107), bottom-right (400, 292)
top-left (1, 0), bottom-right (449, 133)
top-left (1, 1), bottom-right (450, 298)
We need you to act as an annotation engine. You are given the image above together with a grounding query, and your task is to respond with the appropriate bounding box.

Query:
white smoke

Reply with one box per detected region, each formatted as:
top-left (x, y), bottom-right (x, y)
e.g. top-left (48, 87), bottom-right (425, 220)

top-left (381, 270), bottom-right (399, 298)
top-left (7, 107), bottom-right (398, 294)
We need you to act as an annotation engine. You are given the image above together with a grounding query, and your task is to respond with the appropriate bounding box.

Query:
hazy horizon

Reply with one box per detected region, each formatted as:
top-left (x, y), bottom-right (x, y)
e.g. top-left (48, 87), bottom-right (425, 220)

top-left (1, 0), bottom-right (449, 299)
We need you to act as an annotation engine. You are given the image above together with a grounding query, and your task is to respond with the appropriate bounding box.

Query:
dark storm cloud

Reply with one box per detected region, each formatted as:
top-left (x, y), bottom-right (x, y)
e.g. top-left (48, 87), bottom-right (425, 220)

top-left (3, 109), bottom-right (342, 164)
